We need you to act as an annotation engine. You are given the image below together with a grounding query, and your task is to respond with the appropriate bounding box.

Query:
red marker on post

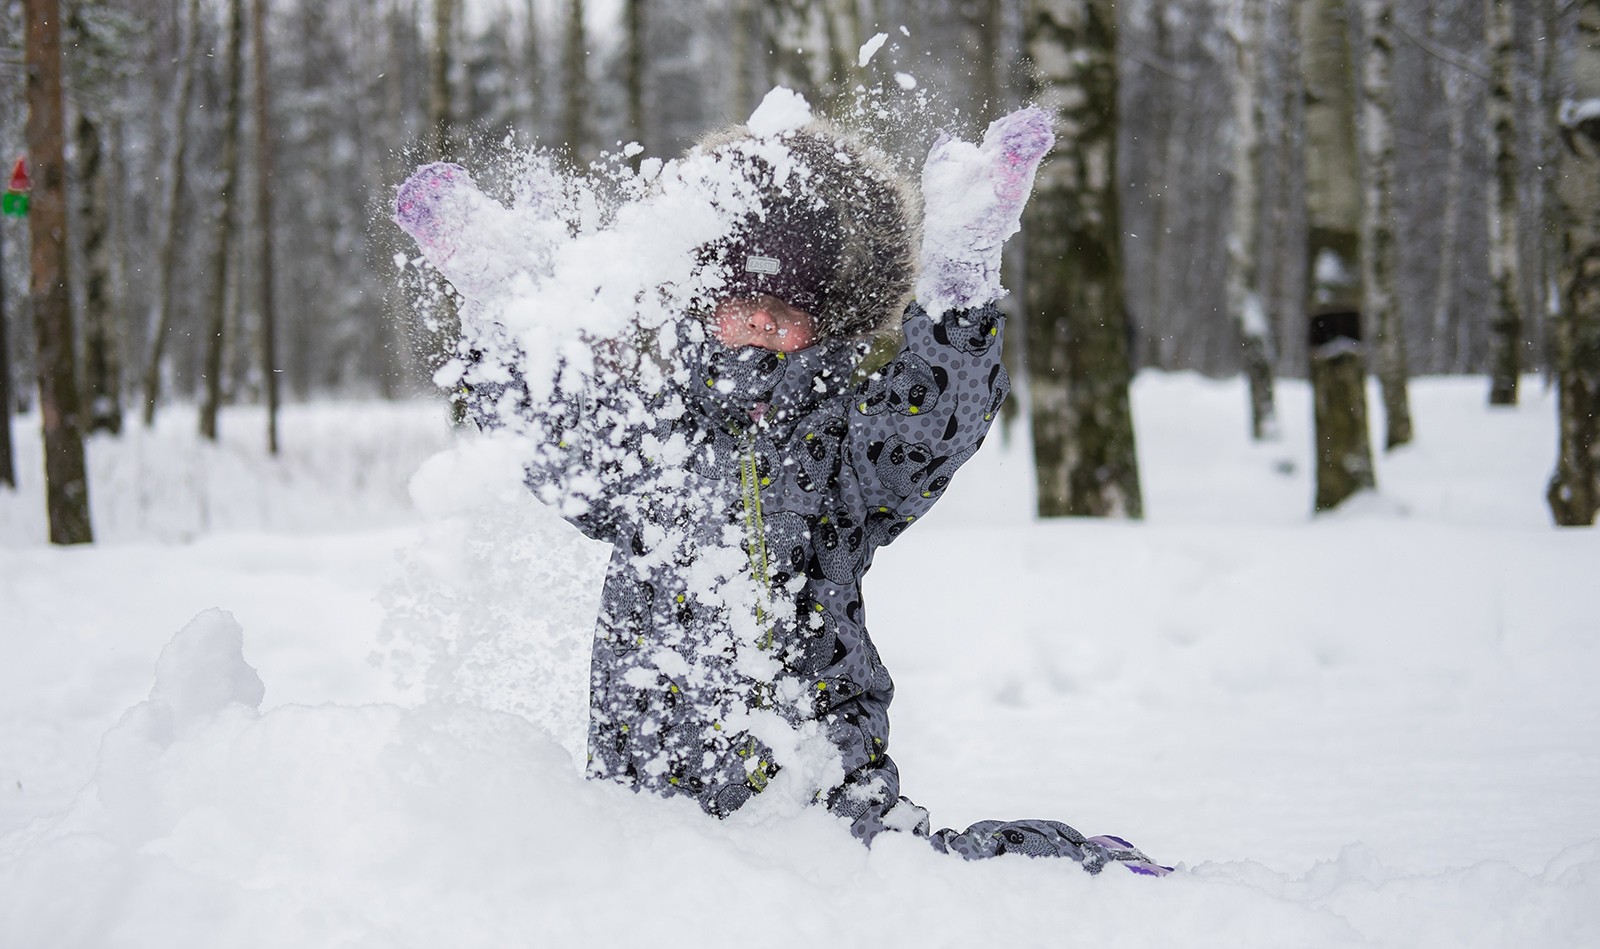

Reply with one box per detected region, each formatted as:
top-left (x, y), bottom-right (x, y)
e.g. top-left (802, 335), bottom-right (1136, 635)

top-left (3, 157), bottom-right (30, 217)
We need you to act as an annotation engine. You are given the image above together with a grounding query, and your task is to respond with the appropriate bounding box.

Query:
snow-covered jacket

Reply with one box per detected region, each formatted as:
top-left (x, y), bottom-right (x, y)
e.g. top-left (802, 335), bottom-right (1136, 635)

top-left (489, 301), bottom-right (1007, 840)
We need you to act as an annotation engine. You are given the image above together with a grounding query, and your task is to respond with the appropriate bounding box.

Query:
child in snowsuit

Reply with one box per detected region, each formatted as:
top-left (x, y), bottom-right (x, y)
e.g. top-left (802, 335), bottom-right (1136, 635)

top-left (396, 106), bottom-right (1167, 876)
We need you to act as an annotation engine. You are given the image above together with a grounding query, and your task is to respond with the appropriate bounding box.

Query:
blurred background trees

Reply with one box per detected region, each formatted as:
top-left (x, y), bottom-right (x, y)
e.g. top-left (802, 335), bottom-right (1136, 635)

top-left (1, 0), bottom-right (1594, 529)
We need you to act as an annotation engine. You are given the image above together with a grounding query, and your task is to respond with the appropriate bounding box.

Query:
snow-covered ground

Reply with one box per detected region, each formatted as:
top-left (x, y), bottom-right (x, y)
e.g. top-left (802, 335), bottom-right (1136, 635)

top-left (2, 375), bottom-right (1596, 947)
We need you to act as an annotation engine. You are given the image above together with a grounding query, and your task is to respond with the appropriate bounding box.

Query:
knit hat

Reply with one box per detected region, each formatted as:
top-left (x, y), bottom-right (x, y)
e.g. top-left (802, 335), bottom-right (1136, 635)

top-left (691, 124), bottom-right (919, 342)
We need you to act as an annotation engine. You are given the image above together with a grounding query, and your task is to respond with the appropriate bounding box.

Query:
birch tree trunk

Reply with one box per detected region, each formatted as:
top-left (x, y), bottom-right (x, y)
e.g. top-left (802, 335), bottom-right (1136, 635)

top-left (1486, 0), bottom-right (1523, 405)
top-left (254, 0), bottom-right (279, 454)
top-left (140, 0), bottom-right (202, 427)
top-left (1360, 0), bottom-right (1411, 449)
top-left (1227, 0), bottom-right (1277, 440)
top-left (74, 109), bottom-right (119, 435)
top-left (1547, 0), bottom-right (1600, 526)
top-left (1427, 5), bottom-right (1470, 373)
top-left (1024, 0), bottom-right (1143, 519)
top-left (200, 0), bottom-right (245, 442)
top-left (67, 0), bottom-right (119, 435)
top-left (1302, 0), bottom-right (1376, 510)
top-left (25, 0), bottom-right (93, 544)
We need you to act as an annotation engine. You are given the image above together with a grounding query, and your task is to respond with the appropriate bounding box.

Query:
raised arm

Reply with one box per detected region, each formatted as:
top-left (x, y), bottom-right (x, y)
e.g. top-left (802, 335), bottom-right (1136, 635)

top-left (845, 108), bottom-right (1053, 534)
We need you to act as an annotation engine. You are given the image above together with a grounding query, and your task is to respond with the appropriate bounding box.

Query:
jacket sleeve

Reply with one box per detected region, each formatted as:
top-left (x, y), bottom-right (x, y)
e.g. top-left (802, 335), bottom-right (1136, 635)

top-left (462, 339), bottom-right (651, 546)
top-left (843, 302), bottom-right (1009, 545)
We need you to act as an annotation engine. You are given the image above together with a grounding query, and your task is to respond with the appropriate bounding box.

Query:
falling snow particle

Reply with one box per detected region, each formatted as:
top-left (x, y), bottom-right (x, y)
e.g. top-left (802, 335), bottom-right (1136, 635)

top-left (858, 33), bottom-right (888, 67)
top-left (895, 73), bottom-right (917, 91)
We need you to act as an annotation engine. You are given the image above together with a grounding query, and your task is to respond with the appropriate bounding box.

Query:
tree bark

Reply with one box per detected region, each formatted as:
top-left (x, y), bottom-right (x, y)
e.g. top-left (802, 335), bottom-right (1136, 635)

top-left (0, 217), bottom-right (14, 489)
top-left (1360, 0), bottom-right (1412, 449)
top-left (524, 0), bottom-right (544, 137)
top-left (1302, 0), bottom-right (1377, 510)
top-left (254, 0), bottom-right (279, 454)
top-left (1227, 0), bottom-right (1277, 440)
top-left (430, 0), bottom-right (456, 161)
top-left (1486, 0), bottom-right (1524, 405)
top-left (25, 0), bottom-right (94, 544)
top-left (1427, 7), bottom-right (1470, 374)
top-left (625, 0), bottom-right (645, 167)
top-left (730, 0), bottom-right (753, 119)
top-left (1024, 0), bottom-right (1143, 519)
top-left (140, 0), bottom-right (202, 428)
top-left (68, 4), bottom-right (120, 437)
top-left (1547, 0), bottom-right (1600, 526)
top-left (200, 0), bottom-right (246, 442)
top-left (561, 0), bottom-right (588, 157)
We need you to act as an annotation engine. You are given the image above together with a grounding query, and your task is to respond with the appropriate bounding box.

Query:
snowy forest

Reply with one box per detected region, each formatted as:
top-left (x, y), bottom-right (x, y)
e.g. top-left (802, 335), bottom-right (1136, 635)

top-left (2, 0), bottom-right (1598, 535)
top-left (3, 0), bottom-right (1599, 945)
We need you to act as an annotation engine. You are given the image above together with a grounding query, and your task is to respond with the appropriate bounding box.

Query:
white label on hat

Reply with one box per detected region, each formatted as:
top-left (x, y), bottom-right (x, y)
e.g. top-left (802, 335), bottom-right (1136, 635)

top-left (744, 255), bottom-right (781, 275)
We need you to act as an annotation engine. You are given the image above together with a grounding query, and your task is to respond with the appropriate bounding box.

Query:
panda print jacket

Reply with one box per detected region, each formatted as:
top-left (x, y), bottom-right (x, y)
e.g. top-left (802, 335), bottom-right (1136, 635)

top-left (491, 300), bottom-right (1007, 840)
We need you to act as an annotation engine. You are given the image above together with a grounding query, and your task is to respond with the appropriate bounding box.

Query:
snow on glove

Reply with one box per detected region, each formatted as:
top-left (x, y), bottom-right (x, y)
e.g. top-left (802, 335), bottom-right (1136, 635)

top-left (914, 106), bottom-right (1054, 317)
top-left (394, 160), bottom-right (567, 304)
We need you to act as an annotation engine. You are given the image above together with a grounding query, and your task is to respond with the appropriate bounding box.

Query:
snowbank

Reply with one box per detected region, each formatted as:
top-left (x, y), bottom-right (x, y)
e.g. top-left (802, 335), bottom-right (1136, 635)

top-left (5, 608), bottom-right (1594, 948)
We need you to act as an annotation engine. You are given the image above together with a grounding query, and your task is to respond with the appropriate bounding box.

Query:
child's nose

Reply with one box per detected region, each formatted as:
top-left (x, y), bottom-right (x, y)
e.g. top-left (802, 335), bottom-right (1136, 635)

top-left (746, 306), bottom-right (776, 333)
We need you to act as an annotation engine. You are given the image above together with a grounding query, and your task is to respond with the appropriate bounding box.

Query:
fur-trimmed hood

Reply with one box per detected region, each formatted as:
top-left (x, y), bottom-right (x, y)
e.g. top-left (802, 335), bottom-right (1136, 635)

top-left (687, 121), bottom-right (921, 343)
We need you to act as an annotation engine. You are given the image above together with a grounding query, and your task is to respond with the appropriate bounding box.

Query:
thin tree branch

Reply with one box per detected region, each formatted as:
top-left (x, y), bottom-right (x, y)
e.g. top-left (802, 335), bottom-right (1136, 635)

top-left (1392, 18), bottom-right (1490, 82)
top-left (1122, 43), bottom-right (1198, 84)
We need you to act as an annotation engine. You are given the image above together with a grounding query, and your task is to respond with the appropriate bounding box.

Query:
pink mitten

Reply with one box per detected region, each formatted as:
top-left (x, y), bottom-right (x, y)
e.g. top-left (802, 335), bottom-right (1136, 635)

top-left (394, 162), bottom-right (523, 301)
top-left (915, 107), bottom-right (1054, 316)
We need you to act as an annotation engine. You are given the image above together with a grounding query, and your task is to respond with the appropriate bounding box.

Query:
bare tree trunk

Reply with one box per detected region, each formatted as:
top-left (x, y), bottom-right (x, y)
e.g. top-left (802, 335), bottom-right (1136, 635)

top-left (730, 0), bottom-right (753, 119)
top-left (1360, 0), bottom-right (1411, 449)
top-left (971, 0), bottom-right (1005, 122)
top-left (254, 0), bottom-right (279, 454)
top-left (200, 0), bottom-right (246, 442)
top-left (1486, 0), bottom-right (1523, 405)
top-left (430, 0), bottom-right (456, 160)
top-left (140, 0), bottom-right (202, 428)
top-left (1547, 0), bottom-right (1600, 526)
top-left (625, 0), bottom-right (645, 167)
top-left (524, 0), bottom-right (544, 137)
top-left (562, 0), bottom-right (589, 157)
top-left (1302, 0), bottom-right (1376, 510)
top-left (1025, 0), bottom-right (1143, 519)
top-left (1428, 11), bottom-right (1470, 373)
top-left (0, 218), bottom-right (14, 489)
top-left (1227, 0), bottom-right (1277, 440)
top-left (1540, 0), bottom-right (1568, 384)
top-left (25, 0), bottom-right (93, 544)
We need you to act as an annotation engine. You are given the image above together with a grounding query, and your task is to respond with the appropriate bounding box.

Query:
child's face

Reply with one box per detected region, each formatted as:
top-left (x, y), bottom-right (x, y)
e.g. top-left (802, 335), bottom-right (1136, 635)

top-left (712, 295), bottom-right (818, 352)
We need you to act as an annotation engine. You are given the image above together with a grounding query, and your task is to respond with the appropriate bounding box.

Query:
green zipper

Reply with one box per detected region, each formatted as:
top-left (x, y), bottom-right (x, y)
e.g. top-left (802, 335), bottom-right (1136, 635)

top-left (738, 427), bottom-right (775, 652)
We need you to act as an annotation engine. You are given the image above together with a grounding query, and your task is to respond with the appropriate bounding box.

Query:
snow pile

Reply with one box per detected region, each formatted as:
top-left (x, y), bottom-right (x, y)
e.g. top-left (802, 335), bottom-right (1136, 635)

top-left (2, 602), bottom-right (1593, 947)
